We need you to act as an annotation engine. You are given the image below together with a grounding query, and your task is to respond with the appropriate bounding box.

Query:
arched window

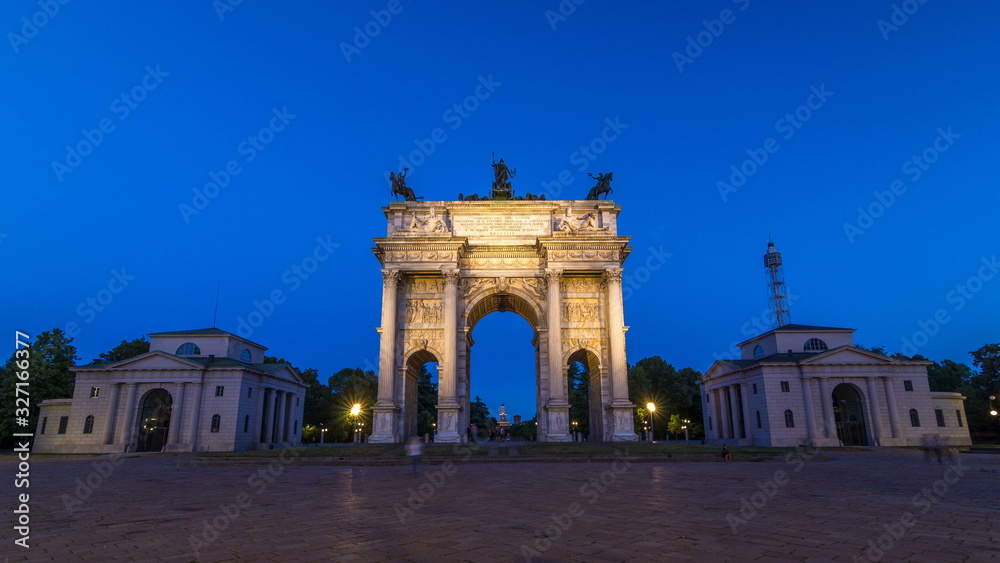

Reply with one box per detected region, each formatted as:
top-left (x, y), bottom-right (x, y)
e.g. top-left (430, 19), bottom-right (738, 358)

top-left (753, 345), bottom-right (765, 358)
top-left (240, 349), bottom-right (251, 362)
top-left (244, 415), bottom-right (250, 433)
top-left (83, 415), bottom-right (95, 434)
top-left (211, 414), bottom-right (221, 433)
top-left (804, 338), bottom-right (828, 352)
top-left (784, 409), bottom-right (795, 428)
top-left (909, 409), bottom-right (920, 427)
top-left (176, 342), bottom-right (201, 355)
top-left (756, 411), bottom-right (762, 429)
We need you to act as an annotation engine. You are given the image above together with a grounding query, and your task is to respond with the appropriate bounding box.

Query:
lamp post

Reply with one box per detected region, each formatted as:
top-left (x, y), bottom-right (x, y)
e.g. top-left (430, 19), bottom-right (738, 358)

top-left (320, 425), bottom-right (327, 444)
top-left (350, 403), bottom-right (362, 444)
top-left (683, 419), bottom-right (690, 442)
top-left (990, 395), bottom-right (997, 417)
top-left (572, 421), bottom-right (578, 442)
top-left (647, 403), bottom-right (656, 443)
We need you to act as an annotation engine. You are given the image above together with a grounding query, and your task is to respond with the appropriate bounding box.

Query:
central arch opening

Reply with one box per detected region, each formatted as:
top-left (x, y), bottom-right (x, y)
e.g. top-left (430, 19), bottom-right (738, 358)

top-left (136, 388), bottom-right (172, 452)
top-left (833, 383), bottom-right (869, 446)
top-left (464, 291), bottom-right (541, 442)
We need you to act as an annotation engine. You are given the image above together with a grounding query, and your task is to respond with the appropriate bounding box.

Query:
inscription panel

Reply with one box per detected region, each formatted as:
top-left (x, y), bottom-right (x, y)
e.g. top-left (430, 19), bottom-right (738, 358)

top-left (451, 214), bottom-right (551, 238)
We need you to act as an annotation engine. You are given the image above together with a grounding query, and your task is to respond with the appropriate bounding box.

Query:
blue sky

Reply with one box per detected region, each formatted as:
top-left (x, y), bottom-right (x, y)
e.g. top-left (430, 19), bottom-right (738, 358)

top-left (3, 1), bottom-right (998, 421)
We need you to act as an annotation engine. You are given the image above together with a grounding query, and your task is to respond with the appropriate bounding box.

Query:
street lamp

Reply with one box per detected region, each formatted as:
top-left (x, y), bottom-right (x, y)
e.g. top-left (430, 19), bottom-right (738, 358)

top-left (683, 419), bottom-right (690, 442)
top-left (647, 403), bottom-right (656, 442)
top-left (572, 420), bottom-right (578, 442)
top-left (990, 395), bottom-right (997, 417)
top-left (350, 403), bottom-right (362, 444)
top-left (320, 425), bottom-right (327, 444)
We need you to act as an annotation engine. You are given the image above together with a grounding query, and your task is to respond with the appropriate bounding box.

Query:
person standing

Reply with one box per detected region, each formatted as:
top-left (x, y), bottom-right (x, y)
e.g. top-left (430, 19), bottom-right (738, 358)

top-left (722, 443), bottom-right (732, 462)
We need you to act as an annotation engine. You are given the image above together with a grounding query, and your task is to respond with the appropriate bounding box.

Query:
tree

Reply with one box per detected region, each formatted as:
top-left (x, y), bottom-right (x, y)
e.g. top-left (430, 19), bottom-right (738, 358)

top-left (327, 367), bottom-right (378, 442)
top-left (927, 360), bottom-right (972, 392)
top-left (567, 361), bottom-right (590, 438)
top-left (627, 357), bottom-right (704, 439)
top-left (416, 365), bottom-right (438, 438)
top-left (89, 337), bottom-right (149, 365)
top-left (469, 395), bottom-right (490, 427)
top-left (0, 329), bottom-right (78, 447)
top-left (967, 344), bottom-right (1000, 437)
top-left (667, 414), bottom-right (683, 439)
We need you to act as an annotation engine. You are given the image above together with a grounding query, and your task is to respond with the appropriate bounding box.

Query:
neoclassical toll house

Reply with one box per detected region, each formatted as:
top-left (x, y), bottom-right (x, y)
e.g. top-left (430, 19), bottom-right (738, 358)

top-left (701, 324), bottom-right (971, 447)
top-left (369, 200), bottom-right (639, 443)
top-left (33, 328), bottom-right (307, 453)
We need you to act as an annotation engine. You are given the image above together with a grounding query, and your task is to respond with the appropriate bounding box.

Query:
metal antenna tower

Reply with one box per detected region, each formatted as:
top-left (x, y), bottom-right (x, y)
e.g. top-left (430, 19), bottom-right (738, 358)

top-left (764, 240), bottom-right (790, 327)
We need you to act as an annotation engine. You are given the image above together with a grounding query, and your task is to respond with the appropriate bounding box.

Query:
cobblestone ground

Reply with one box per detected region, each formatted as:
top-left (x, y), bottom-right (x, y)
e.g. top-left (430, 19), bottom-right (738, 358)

top-left (2, 449), bottom-right (999, 562)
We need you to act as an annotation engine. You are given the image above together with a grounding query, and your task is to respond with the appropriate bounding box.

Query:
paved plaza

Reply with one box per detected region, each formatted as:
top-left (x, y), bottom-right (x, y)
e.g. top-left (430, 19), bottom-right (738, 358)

top-left (3, 449), bottom-right (999, 562)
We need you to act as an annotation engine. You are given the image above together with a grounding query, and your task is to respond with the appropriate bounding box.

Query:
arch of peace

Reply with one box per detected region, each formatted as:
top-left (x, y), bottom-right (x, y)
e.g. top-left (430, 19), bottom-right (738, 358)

top-left (369, 200), bottom-right (639, 443)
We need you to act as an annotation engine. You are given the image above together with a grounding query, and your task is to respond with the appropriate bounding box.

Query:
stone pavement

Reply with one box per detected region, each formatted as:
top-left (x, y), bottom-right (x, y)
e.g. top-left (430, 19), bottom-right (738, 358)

top-left (2, 449), bottom-right (999, 562)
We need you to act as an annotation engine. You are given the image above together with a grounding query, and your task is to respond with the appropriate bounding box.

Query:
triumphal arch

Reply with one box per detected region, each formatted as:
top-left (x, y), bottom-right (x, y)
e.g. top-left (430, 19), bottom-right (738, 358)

top-left (369, 197), bottom-right (638, 443)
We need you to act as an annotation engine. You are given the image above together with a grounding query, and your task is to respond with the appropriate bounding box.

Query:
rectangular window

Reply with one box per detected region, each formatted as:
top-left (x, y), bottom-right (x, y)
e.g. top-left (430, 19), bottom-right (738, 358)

top-left (752, 383), bottom-right (758, 395)
top-left (935, 409), bottom-right (946, 427)
top-left (708, 416), bottom-right (712, 430)
top-left (40, 417), bottom-right (47, 434)
top-left (904, 380), bottom-right (913, 391)
top-left (780, 381), bottom-right (790, 392)
top-left (90, 386), bottom-right (100, 398)
top-left (706, 394), bottom-right (710, 403)
top-left (58, 416), bottom-right (68, 434)
top-left (956, 410), bottom-right (963, 427)
top-left (247, 388), bottom-right (252, 399)
top-left (215, 386), bottom-right (224, 397)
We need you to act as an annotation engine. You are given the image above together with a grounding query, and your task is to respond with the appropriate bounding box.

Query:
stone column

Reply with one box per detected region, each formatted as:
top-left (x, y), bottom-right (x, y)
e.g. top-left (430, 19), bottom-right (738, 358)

top-left (253, 382), bottom-right (265, 445)
top-left (800, 377), bottom-right (818, 445)
top-left (118, 383), bottom-right (138, 451)
top-left (740, 379), bottom-right (752, 442)
top-left (435, 269), bottom-right (462, 443)
top-left (261, 389), bottom-right (275, 444)
top-left (544, 269), bottom-right (570, 441)
top-left (725, 386), bottom-right (736, 440)
top-left (719, 387), bottom-right (731, 439)
top-left (883, 378), bottom-right (901, 439)
top-left (166, 382), bottom-right (185, 448)
top-left (103, 383), bottom-right (121, 445)
top-left (603, 267), bottom-right (637, 441)
top-left (371, 269), bottom-right (401, 443)
top-left (865, 377), bottom-right (884, 445)
top-left (186, 382), bottom-right (204, 449)
top-left (818, 377), bottom-right (835, 439)
top-left (274, 391), bottom-right (286, 444)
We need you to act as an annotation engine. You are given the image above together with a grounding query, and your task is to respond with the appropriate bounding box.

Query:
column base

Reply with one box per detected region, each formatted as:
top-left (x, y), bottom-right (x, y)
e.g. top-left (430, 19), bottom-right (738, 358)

top-left (369, 402), bottom-right (401, 444)
top-left (435, 401), bottom-right (463, 444)
top-left (608, 402), bottom-right (639, 442)
top-left (543, 401), bottom-right (571, 442)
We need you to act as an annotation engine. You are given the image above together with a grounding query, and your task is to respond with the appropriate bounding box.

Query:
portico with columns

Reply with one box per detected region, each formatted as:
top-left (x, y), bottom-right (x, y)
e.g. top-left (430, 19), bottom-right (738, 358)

top-left (369, 200), bottom-right (639, 443)
top-left (33, 328), bottom-right (307, 454)
top-left (701, 324), bottom-right (971, 447)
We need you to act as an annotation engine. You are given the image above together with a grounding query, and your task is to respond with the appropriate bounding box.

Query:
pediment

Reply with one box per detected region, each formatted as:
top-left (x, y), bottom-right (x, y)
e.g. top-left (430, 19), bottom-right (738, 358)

top-left (266, 365), bottom-right (306, 386)
top-left (800, 347), bottom-right (893, 365)
top-left (99, 351), bottom-right (204, 370)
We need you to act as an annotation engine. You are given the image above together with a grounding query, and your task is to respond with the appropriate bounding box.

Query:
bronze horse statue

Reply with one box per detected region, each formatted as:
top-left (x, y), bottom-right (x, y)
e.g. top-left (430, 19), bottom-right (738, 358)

top-left (389, 168), bottom-right (422, 201)
top-left (585, 172), bottom-right (613, 200)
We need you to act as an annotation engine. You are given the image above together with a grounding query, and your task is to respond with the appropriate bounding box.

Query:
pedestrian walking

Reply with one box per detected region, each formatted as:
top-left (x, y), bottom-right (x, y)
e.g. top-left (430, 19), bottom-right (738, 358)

top-left (405, 436), bottom-right (423, 475)
top-left (722, 443), bottom-right (732, 462)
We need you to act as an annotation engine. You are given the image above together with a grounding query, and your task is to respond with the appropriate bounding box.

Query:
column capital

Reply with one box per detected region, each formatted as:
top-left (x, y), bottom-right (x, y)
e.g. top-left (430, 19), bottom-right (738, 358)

top-left (381, 269), bottom-right (401, 288)
top-left (442, 269), bottom-right (460, 285)
top-left (601, 267), bottom-right (623, 287)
